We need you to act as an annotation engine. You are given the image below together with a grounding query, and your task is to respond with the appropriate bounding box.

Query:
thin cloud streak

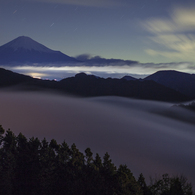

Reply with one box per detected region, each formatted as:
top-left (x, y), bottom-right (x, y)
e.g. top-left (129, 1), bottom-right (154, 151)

top-left (143, 6), bottom-right (195, 62)
top-left (32, 0), bottom-right (124, 8)
top-left (3, 60), bottom-right (195, 80)
top-left (144, 6), bottom-right (195, 33)
top-left (75, 54), bottom-right (138, 66)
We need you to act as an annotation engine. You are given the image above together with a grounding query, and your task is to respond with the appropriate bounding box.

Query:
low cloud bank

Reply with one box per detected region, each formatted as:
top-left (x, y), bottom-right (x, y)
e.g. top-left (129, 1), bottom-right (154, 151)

top-left (2, 60), bottom-right (195, 80)
top-left (75, 54), bottom-right (138, 66)
top-left (0, 91), bottom-right (195, 185)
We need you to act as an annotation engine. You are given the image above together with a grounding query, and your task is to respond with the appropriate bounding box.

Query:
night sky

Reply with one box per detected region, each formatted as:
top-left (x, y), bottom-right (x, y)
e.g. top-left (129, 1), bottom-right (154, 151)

top-left (1, 0), bottom-right (195, 79)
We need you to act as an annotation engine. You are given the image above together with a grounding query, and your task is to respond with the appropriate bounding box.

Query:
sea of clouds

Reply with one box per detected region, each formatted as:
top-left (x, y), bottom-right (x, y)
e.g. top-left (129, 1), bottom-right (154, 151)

top-left (0, 91), bottom-right (195, 185)
top-left (2, 59), bottom-right (195, 81)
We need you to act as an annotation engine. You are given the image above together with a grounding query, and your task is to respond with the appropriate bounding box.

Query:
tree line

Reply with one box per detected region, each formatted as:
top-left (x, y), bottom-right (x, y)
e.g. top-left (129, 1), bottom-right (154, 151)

top-left (0, 125), bottom-right (193, 195)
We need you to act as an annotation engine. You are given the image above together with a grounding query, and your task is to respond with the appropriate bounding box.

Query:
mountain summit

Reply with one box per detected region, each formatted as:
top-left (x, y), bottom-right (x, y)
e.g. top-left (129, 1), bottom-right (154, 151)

top-left (144, 70), bottom-right (195, 98)
top-left (0, 36), bottom-right (78, 65)
top-left (1, 36), bottom-right (54, 52)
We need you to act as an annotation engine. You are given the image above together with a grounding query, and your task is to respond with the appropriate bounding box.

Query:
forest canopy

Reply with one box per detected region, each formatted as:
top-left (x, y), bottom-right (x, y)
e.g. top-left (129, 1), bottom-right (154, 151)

top-left (0, 125), bottom-right (193, 195)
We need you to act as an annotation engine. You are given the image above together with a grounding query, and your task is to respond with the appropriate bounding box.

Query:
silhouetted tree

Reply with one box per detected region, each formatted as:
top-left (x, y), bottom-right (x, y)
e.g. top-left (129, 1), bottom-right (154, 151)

top-left (116, 164), bottom-right (142, 195)
top-left (138, 173), bottom-right (152, 195)
top-left (101, 152), bottom-right (117, 194)
top-left (0, 125), bottom-right (5, 144)
top-left (149, 174), bottom-right (193, 195)
top-left (93, 153), bottom-right (103, 171)
top-left (0, 130), bottom-right (17, 195)
top-left (0, 126), bottom-right (193, 195)
top-left (85, 147), bottom-right (93, 166)
top-left (39, 138), bottom-right (56, 195)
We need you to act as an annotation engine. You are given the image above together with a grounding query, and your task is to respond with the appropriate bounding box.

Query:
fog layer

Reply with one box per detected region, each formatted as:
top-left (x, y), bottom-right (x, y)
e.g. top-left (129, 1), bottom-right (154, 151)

top-left (0, 91), bottom-right (195, 185)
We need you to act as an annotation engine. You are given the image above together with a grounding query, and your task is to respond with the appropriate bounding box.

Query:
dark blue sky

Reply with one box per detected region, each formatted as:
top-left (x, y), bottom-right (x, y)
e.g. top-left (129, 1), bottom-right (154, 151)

top-left (1, 0), bottom-right (195, 79)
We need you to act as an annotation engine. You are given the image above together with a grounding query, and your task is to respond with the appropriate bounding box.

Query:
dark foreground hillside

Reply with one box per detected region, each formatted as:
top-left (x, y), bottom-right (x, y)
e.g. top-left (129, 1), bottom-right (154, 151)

top-left (0, 126), bottom-right (193, 195)
top-left (0, 68), bottom-right (190, 102)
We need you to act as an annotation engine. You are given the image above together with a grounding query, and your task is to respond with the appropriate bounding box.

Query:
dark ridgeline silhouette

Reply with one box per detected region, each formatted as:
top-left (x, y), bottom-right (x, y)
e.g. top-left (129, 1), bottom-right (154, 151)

top-left (178, 102), bottom-right (195, 112)
top-left (121, 75), bottom-right (137, 81)
top-left (58, 73), bottom-right (188, 102)
top-left (0, 126), bottom-right (193, 195)
top-left (0, 68), bottom-right (190, 102)
top-left (0, 36), bottom-right (79, 65)
top-left (143, 70), bottom-right (195, 98)
top-left (0, 68), bottom-right (33, 87)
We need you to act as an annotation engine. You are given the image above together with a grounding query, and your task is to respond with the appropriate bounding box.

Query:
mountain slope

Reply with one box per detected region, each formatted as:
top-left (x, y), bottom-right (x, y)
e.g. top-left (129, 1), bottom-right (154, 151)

top-left (0, 36), bottom-right (78, 65)
top-left (58, 73), bottom-right (189, 102)
top-left (121, 75), bottom-right (137, 81)
top-left (144, 70), bottom-right (195, 98)
top-left (0, 68), bottom-right (190, 102)
top-left (0, 68), bottom-right (33, 87)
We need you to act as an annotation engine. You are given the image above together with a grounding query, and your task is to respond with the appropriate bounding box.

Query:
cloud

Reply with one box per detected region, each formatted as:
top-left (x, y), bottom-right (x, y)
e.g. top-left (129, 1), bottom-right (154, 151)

top-left (75, 54), bottom-right (92, 61)
top-left (1, 92), bottom-right (195, 185)
top-left (5, 61), bottom-right (195, 81)
top-left (144, 6), bottom-right (195, 34)
top-left (75, 54), bottom-right (139, 66)
top-left (143, 6), bottom-right (195, 61)
top-left (173, 7), bottom-right (195, 30)
top-left (32, 0), bottom-right (123, 8)
top-left (144, 19), bottom-right (176, 34)
top-left (146, 34), bottom-right (195, 60)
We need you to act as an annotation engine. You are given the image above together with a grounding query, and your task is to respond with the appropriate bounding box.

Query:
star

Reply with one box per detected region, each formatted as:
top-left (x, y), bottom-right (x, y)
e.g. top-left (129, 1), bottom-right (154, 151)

top-left (141, 5), bottom-right (145, 9)
top-left (13, 10), bottom-right (17, 14)
top-left (50, 23), bottom-right (54, 27)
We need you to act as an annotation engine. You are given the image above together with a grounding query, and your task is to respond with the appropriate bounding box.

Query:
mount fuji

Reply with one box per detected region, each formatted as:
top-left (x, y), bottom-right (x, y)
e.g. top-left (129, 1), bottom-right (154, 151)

top-left (0, 36), bottom-right (79, 65)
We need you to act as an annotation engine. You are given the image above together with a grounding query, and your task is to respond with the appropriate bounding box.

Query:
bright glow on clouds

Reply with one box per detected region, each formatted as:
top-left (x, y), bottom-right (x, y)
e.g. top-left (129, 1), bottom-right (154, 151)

top-left (12, 65), bottom-right (144, 80)
top-left (6, 61), bottom-right (195, 80)
top-left (28, 72), bottom-right (48, 79)
top-left (144, 6), bottom-right (195, 62)
top-left (33, 0), bottom-right (123, 7)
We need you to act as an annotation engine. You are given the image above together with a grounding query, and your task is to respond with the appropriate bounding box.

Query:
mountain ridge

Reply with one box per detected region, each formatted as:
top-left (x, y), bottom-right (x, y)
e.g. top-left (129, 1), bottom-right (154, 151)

top-left (0, 36), bottom-right (54, 52)
top-left (0, 36), bottom-right (79, 65)
top-left (0, 68), bottom-right (190, 102)
top-left (143, 70), bottom-right (195, 98)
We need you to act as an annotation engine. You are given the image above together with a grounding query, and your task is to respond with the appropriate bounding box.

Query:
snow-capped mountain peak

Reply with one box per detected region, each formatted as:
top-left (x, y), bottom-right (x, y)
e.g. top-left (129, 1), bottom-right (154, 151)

top-left (0, 36), bottom-right (79, 65)
top-left (2, 36), bottom-right (54, 53)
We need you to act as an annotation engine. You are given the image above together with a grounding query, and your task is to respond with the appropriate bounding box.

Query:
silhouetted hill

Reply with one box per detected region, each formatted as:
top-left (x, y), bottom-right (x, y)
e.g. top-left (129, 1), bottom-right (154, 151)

top-left (0, 36), bottom-right (78, 65)
top-left (121, 75), bottom-right (137, 81)
top-left (0, 68), bottom-right (33, 87)
top-left (0, 68), bottom-right (190, 102)
top-left (58, 73), bottom-right (188, 102)
top-left (144, 70), bottom-right (195, 98)
top-left (0, 68), bottom-right (58, 92)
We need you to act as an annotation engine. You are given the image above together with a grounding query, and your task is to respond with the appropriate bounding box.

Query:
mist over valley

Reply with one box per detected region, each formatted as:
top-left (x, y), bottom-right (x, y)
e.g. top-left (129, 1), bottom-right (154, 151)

top-left (0, 91), bottom-right (195, 186)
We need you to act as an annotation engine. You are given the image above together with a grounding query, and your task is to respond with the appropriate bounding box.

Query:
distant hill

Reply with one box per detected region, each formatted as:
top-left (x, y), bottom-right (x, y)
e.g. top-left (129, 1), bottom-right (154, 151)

top-left (121, 75), bottom-right (137, 81)
top-left (0, 68), bottom-right (33, 87)
top-left (0, 36), bottom-right (79, 65)
top-left (0, 68), bottom-right (189, 102)
top-left (144, 70), bottom-right (195, 98)
top-left (58, 73), bottom-right (188, 102)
